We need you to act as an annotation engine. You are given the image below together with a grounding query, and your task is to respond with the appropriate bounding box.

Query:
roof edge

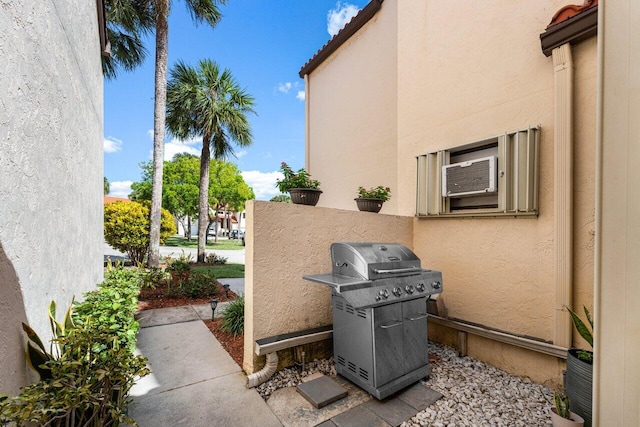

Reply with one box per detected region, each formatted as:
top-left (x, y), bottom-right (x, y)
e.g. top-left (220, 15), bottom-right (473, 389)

top-left (299, 0), bottom-right (384, 78)
top-left (540, 3), bottom-right (598, 57)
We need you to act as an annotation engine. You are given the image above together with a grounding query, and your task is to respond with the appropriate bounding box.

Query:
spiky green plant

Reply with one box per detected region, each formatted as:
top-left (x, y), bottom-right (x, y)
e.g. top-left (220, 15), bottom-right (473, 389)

top-left (221, 295), bottom-right (244, 337)
top-left (554, 392), bottom-right (571, 419)
top-left (565, 305), bottom-right (594, 363)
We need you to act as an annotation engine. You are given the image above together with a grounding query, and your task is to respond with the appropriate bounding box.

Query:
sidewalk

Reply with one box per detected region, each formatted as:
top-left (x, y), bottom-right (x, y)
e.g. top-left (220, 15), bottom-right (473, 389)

top-left (129, 304), bottom-right (281, 427)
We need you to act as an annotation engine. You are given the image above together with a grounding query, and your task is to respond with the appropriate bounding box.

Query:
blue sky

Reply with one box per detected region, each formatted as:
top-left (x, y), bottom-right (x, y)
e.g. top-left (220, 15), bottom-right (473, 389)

top-left (104, 0), bottom-right (369, 200)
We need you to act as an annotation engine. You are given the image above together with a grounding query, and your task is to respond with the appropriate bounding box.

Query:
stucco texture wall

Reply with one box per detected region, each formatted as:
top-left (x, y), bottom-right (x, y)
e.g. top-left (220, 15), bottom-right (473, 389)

top-left (0, 0), bottom-right (104, 394)
top-left (306, 1), bottom-right (398, 214)
top-left (302, 1), bottom-right (596, 385)
top-left (243, 200), bottom-right (413, 373)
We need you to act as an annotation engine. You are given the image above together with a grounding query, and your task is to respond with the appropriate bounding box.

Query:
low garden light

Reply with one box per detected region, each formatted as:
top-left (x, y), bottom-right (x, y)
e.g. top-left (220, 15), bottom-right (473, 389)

top-left (223, 284), bottom-right (230, 298)
top-left (210, 299), bottom-right (219, 320)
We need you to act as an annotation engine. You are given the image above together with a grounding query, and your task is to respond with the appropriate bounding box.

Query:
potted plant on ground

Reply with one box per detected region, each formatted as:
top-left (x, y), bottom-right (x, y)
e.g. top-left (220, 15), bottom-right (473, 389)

top-left (276, 162), bottom-right (322, 206)
top-left (551, 392), bottom-right (585, 426)
top-left (355, 185), bottom-right (391, 213)
top-left (564, 305), bottom-right (593, 427)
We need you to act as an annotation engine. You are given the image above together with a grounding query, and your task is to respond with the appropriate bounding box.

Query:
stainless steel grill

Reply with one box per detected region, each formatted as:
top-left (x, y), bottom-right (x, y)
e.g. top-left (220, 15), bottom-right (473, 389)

top-left (303, 242), bottom-right (443, 399)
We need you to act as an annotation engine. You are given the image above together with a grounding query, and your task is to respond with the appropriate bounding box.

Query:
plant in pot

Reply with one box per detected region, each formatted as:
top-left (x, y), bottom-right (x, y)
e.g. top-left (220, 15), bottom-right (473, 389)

top-left (551, 392), bottom-right (585, 426)
top-left (564, 305), bottom-right (593, 427)
top-left (276, 162), bottom-right (322, 206)
top-left (355, 185), bottom-right (391, 213)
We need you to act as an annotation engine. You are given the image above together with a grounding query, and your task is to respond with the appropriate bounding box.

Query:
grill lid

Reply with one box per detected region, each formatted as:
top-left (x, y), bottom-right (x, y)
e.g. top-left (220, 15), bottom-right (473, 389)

top-left (331, 242), bottom-right (421, 281)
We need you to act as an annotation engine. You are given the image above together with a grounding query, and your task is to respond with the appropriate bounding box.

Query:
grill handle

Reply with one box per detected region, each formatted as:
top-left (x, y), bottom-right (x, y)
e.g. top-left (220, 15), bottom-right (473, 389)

top-left (373, 267), bottom-right (421, 275)
top-left (379, 321), bottom-right (402, 329)
top-left (406, 313), bottom-right (428, 321)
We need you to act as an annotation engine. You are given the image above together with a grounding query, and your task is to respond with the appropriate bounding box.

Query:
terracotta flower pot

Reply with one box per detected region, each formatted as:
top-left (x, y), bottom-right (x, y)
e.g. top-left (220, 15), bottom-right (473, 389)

top-left (551, 408), bottom-right (585, 427)
top-left (289, 188), bottom-right (322, 206)
top-left (355, 197), bottom-right (385, 213)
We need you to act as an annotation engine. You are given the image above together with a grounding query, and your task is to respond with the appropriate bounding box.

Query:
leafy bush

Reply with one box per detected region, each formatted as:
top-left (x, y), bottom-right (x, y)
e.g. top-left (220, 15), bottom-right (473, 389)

top-left (138, 266), bottom-right (167, 289)
top-left (104, 201), bottom-right (176, 264)
top-left (206, 252), bottom-right (227, 265)
top-left (0, 265), bottom-right (149, 426)
top-left (179, 271), bottom-right (218, 298)
top-left (221, 295), bottom-right (244, 337)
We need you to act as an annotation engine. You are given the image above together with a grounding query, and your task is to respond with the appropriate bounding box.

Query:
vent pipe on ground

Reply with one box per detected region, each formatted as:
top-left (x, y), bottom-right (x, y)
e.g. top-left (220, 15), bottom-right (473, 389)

top-left (246, 352), bottom-right (278, 388)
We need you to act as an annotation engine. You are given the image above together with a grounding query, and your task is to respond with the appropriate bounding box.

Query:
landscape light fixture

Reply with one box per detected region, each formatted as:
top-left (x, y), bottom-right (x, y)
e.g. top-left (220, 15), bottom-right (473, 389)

top-left (210, 299), bottom-right (219, 320)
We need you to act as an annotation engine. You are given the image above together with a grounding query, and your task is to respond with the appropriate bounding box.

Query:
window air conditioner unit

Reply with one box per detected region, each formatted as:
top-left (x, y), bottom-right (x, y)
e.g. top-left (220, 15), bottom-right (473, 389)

top-left (442, 156), bottom-right (497, 197)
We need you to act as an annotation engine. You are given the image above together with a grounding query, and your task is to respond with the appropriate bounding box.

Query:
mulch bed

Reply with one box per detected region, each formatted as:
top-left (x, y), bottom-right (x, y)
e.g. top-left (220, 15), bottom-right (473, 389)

top-left (137, 281), bottom-right (237, 311)
top-left (203, 319), bottom-right (244, 367)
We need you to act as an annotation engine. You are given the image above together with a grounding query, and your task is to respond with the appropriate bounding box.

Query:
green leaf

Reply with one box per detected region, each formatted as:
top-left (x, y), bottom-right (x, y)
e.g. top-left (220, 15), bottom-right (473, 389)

top-left (21, 323), bottom-right (47, 354)
top-left (584, 306), bottom-right (594, 330)
top-left (25, 341), bottom-right (52, 380)
top-left (565, 305), bottom-right (593, 347)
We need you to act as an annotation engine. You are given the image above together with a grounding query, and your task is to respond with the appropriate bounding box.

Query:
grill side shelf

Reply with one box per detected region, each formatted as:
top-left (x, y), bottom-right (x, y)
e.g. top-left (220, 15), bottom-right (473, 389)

top-left (302, 273), bottom-right (372, 292)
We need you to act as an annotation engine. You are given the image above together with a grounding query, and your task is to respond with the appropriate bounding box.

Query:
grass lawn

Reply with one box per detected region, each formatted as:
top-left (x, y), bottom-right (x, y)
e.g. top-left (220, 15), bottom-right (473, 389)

top-left (192, 263), bottom-right (245, 278)
top-left (165, 236), bottom-right (244, 250)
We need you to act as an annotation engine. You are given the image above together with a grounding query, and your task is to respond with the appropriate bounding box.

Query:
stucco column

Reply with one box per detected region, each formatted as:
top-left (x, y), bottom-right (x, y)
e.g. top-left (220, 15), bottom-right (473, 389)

top-left (304, 73), bottom-right (311, 172)
top-left (551, 43), bottom-right (574, 348)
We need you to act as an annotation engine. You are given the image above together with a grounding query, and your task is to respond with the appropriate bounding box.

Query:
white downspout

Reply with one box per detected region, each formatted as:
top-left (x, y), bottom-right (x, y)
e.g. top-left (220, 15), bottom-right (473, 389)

top-left (246, 352), bottom-right (278, 388)
top-left (551, 43), bottom-right (574, 348)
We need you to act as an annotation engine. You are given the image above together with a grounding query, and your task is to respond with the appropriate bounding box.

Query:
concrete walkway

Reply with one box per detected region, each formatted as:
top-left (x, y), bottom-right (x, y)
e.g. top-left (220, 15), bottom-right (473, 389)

top-left (129, 304), bottom-right (281, 427)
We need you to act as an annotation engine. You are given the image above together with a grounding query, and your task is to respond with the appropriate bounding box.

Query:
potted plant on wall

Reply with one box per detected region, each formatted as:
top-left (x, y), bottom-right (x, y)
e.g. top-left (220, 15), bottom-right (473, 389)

top-left (355, 185), bottom-right (391, 213)
top-left (276, 162), bottom-right (322, 206)
top-left (564, 305), bottom-right (593, 427)
top-left (551, 392), bottom-right (585, 427)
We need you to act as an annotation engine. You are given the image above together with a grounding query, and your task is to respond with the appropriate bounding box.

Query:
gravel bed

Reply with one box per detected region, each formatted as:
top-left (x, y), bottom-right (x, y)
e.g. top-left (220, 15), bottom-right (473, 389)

top-left (403, 342), bottom-right (554, 426)
top-left (257, 342), bottom-right (555, 426)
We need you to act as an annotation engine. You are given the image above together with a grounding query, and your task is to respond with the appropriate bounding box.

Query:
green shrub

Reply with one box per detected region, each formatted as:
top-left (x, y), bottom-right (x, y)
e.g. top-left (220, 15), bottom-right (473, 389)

top-left (206, 252), bottom-right (227, 265)
top-left (138, 265), bottom-right (167, 289)
top-left (180, 271), bottom-right (218, 298)
top-left (104, 201), bottom-right (176, 264)
top-left (0, 265), bottom-right (149, 426)
top-left (221, 295), bottom-right (244, 337)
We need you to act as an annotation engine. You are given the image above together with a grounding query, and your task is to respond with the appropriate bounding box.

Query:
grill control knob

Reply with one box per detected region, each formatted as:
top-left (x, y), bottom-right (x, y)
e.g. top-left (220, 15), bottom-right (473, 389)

top-left (379, 289), bottom-right (389, 299)
top-left (416, 283), bottom-right (426, 292)
top-left (431, 281), bottom-right (442, 290)
top-left (392, 287), bottom-right (402, 297)
top-left (405, 285), bottom-right (415, 294)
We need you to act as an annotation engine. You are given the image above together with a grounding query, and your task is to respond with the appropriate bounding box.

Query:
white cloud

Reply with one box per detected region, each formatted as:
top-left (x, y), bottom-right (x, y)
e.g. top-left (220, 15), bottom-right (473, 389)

top-left (327, 2), bottom-right (360, 37)
top-left (236, 150), bottom-right (248, 158)
top-left (277, 82), bottom-right (293, 93)
top-left (103, 136), bottom-right (123, 153)
top-left (241, 170), bottom-right (284, 201)
top-left (147, 129), bottom-right (154, 140)
top-left (296, 90), bottom-right (305, 101)
top-left (109, 181), bottom-right (133, 198)
top-left (147, 136), bottom-right (202, 161)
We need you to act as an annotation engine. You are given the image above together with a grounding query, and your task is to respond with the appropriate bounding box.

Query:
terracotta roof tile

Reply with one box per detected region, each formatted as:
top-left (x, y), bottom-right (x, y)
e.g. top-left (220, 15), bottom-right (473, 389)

top-left (547, 0), bottom-right (598, 28)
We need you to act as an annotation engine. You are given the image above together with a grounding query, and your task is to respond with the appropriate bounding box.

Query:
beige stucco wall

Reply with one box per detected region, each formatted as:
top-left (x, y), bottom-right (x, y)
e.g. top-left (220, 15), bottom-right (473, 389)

top-left (0, 0), bottom-right (104, 394)
top-left (301, 1), bottom-right (597, 385)
top-left (243, 200), bottom-right (413, 374)
top-left (306, 1), bottom-right (398, 213)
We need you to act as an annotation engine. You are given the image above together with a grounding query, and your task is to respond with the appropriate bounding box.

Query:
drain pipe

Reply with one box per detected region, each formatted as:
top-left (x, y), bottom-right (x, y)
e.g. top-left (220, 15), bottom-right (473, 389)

top-left (551, 43), bottom-right (574, 348)
top-left (246, 352), bottom-right (278, 388)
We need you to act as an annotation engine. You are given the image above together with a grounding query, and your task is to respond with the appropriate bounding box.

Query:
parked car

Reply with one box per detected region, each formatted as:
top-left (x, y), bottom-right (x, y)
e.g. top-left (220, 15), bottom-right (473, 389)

top-left (229, 230), bottom-right (244, 240)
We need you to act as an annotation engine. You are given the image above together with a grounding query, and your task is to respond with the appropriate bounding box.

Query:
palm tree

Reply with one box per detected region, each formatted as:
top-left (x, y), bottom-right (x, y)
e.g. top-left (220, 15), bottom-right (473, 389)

top-left (148, 0), bottom-right (225, 267)
top-left (102, 0), bottom-right (154, 79)
top-left (166, 59), bottom-right (255, 262)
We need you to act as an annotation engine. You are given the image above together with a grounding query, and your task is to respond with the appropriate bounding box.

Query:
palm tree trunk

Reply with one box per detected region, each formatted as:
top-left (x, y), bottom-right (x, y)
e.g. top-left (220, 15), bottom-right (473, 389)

top-left (198, 136), bottom-right (211, 262)
top-left (148, 0), bottom-right (169, 267)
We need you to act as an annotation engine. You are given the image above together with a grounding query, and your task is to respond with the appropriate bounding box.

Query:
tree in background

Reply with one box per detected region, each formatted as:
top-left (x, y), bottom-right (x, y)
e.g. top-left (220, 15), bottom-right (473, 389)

top-left (148, 0), bottom-right (225, 268)
top-left (270, 194), bottom-right (291, 203)
top-left (104, 201), bottom-right (176, 264)
top-left (131, 156), bottom-right (254, 242)
top-left (102, 0), bottom-right (154, 79)
top-left (207, 161), bottom-right (254, 242)
top-left (166, 59), bottom-right (255, 262)
top-left (104, 177), bottom-right (110, 195)
top-left (131, 154), bottom-right (200, 239)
